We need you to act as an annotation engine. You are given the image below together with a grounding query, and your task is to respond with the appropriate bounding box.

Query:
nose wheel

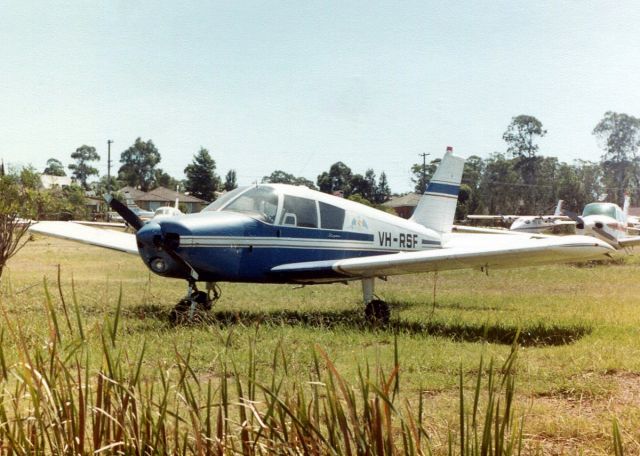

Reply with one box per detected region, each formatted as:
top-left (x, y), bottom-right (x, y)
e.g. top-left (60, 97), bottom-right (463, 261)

top-left (169, 281), bottom-right (221, 324)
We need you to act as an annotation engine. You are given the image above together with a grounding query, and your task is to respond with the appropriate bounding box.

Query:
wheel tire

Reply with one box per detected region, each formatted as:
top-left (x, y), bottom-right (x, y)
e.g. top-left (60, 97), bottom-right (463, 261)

top-left (192, 291), bottom-right (212, 310)
top-left (169, 299), bottom-right (191, 324)
top-left (365, 299), bottom-right (390, 325)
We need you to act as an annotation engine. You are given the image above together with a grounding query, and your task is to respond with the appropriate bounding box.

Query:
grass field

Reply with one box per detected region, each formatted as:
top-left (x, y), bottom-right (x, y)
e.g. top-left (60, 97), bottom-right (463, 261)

top-left (2, 233), bottom-right (640, 453)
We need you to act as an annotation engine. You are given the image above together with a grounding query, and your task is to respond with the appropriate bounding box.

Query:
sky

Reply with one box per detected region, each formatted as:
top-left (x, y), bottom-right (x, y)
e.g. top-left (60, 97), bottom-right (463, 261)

top-left (2, 1), bottom-right (640, 193)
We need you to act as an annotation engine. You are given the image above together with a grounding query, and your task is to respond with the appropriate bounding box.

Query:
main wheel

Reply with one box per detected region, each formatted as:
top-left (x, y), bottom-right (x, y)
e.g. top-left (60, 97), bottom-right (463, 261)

top-left (168, 296), bottom-right (211, 325)
top-left (365, 299), bottom-right (390, 325)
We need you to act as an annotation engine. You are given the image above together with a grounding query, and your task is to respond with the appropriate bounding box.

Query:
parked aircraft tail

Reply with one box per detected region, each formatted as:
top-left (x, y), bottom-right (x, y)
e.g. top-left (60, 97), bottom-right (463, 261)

top-left (409, 147), bottom-right (465, 234)
top-left (554, 200), bottom-right (564, 216)
top-left (124, 191), bottom-right (142, 211)
top-left (623, 193), bottom-right (630, 219)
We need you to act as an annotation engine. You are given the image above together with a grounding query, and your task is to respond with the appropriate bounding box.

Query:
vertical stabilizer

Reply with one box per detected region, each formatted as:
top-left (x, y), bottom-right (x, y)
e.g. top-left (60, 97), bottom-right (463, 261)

top-left (124, 191), bottom-right (141, 211)
top-left (409, 147), bottom-right (465, 234)
top-left (554, 200), bottom-right (564, 216)
top-left (623, 193), bottom-right (631, 219)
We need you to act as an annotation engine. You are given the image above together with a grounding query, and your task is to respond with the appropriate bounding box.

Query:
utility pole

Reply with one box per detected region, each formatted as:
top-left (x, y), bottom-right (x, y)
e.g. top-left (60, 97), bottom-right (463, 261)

top-left (419, 152), bottom-right (430, 194)
top-left (107, 140), bottom-right (113, 221)
top-left (107, 140), bottom-right (113, 194)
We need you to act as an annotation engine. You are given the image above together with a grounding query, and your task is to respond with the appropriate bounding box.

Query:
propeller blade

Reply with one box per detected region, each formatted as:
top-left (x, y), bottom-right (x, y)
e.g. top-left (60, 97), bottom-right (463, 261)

top-left (105, 194), bottom-right (144, 231)
top-left (155, 230), bottom-right (200, 281)
top-left (165, 247), bottom-right (199, 281)
top-left (562, 209), bottom-right (585, 229)
top-left (592, 226), bottom-right (617, 243)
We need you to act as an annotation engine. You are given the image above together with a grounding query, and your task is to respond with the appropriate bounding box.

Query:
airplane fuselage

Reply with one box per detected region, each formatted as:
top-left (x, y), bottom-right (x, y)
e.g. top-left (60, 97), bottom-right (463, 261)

top-left (135, 185), bottom-right (441, 283)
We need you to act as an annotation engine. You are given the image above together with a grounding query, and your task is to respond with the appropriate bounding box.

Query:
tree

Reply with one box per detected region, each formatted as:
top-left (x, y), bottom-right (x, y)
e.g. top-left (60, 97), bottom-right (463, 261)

top-left (224, 170), bottom-right (238, 191)
top-left (503, 115), bottom-right (546, 160)
top-left (502, 115), bottom-right (547, 210)
top-left (262, 170), bottom-right (316, 189)
top-left (0, 175), bottom-right (36, 278)
top-left (118, 138), bottom-right (161, 191)
top-left (374, 172), bottom-right (391, 204)
top-left (411, 159), bottom-right (440, 194)
top-left (43, 158), bottom-right (66, 176)
top-left (154, 168), bottom-right (181, 190)
top-left (20, 165), bottom-right (42, 190)
top-left (461, 155), bottom-right (485, 215)
top-left (317, 162), bottom-right (353, 195)
top-left (478, 153), bottom-right (520, 214)
top-left (184, 148), bottom-right (220, 202)
top-left (68, 145), bottom-right (100, 189)
top-left (92, 175), bottom-right (120, 195)
top-left (593, 112), bottom-right (640, 204)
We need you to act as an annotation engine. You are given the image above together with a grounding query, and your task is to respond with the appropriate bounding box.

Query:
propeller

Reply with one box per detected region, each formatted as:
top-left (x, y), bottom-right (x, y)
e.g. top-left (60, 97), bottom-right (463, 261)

top-left (562, 208), bottom-right (617, 243)
top-left (153, 230), bottom-right (200, 281)
top-left (562, 208), bottom-right (585, 230)
top-left (105, 194), bottom-right (144, 231)
top-left (105, 193), bottom-right (199, 280)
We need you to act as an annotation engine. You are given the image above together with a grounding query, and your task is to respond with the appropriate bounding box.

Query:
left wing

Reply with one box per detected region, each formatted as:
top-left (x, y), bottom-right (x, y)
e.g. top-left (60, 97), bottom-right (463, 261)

top-left (271, 235), bottom-right (613, 282)
top-left (29, 221), bottom-right (138, 255)
top-left (618, 236), bottom-right (640, 248)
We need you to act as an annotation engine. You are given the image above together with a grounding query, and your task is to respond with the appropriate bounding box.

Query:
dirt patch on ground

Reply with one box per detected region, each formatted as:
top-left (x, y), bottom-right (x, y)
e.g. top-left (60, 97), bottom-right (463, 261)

top-left (526, 371), bottom-right (640, 454)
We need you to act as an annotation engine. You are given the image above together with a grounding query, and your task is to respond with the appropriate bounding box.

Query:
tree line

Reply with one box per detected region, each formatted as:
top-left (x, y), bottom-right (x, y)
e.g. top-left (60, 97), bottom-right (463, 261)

top-left (412, 111), bottom-right (640, 219)
top-left (11, 110), bottom-right (640, 219)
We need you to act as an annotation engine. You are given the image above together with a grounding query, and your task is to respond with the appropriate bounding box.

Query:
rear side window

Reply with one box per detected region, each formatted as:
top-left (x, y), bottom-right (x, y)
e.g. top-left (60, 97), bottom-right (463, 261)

top-left (320, 202), bottom-right (345, 230)
top-left (280, 196), bottom-right (318, 228)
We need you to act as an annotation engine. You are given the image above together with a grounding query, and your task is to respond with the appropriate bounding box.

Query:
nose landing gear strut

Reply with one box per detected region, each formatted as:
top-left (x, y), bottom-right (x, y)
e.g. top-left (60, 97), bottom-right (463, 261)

top-left (169, 280), bottom-right (221, 324)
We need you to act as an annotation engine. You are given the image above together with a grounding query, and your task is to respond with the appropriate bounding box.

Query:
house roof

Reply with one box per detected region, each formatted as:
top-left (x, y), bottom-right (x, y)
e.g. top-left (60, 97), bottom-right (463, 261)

top-left (119, 186), bottom-right (147, 199)
top-left (135, 186), bottom-right (206, 204)
top-left (382, 193), bottom-right (421, 208)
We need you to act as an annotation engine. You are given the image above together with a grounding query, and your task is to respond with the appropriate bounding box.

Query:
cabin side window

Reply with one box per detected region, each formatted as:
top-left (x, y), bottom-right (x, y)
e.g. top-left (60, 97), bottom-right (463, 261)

top-left (319, 202), bottom-right (345, 230)
top-left (279, 196), bottom-right (318, 228)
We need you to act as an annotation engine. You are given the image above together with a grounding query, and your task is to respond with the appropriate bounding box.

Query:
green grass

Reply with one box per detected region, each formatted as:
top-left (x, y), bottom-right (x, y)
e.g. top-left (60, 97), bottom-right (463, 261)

top-left (2, 234), bottom-right (640, 453)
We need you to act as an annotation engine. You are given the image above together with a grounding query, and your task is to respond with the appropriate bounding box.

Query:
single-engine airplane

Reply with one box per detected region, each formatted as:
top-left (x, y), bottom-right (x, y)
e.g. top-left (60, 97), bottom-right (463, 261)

top-left (467, 200), bottom-right (573, 234)
top-left (29, 148), bottom-right (614, 323)
top-left (564, 194), bottom-right (640, 250)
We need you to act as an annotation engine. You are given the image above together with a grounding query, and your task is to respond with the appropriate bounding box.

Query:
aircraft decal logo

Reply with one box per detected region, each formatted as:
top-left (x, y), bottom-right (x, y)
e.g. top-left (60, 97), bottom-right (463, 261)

top-left (350, 216), bottom-right (369, 231)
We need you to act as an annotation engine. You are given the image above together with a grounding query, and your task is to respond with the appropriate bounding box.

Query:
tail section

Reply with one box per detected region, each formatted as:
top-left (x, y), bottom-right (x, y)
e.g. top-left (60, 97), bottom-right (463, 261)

top-left (554, 200), bottom-right (564, 216)
top-left (124, 191), bottom-right (142, 211)
top-left (623, 193), bottom-right (631, 219)
top-left (409, 147), bottom-right (465, 234)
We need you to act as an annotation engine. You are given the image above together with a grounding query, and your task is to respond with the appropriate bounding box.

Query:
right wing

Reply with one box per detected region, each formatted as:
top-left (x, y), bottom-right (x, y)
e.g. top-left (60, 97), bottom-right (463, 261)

top-left (271, 234), bottom-right (613, 283)
top-left (29, 221), bottom-right (138, 255)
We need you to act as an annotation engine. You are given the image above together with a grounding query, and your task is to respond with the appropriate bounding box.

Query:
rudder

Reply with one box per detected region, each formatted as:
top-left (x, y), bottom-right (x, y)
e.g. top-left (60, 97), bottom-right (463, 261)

top-left (409, 147), bottom-right (465, 234)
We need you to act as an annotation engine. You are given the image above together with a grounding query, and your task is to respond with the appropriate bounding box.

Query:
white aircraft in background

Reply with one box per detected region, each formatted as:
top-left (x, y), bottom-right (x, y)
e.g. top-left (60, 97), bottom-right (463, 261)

top-left (29, 148), bottom-right (613, 323)
top-left (107, 191), bottom-right (182, 224)
top-left (467, 200), bottom-right (573, 234)
top-left (153, 190), bottom-right (184, 218)
top-left (564, 194), bottom-right (640, 250)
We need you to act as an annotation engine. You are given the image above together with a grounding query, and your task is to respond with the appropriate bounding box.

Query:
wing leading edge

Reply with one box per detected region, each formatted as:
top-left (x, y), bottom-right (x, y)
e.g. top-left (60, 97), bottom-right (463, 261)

top-left (271, 235), bottom-right (614, 283)
top-left (29, 221), bottom-right (138, 255)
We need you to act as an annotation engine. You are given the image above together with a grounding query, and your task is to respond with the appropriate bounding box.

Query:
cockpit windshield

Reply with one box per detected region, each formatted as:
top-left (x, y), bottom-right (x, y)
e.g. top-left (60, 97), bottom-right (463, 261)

top-left (203, 186), bottom-right (249, 212)
top-left (213, 186), bottom-right (280, 223)
top-left (582, 203), bottom-right (617, 219)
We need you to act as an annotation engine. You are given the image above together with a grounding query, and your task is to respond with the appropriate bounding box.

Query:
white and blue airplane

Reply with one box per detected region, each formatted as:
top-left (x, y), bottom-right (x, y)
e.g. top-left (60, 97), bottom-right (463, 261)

top-left (30, 149), bottom-right (613, 323)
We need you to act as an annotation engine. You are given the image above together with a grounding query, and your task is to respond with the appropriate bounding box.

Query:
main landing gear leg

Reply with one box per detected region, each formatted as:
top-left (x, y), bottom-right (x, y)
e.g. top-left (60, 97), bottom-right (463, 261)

top-left (169, 281), bottom-right (221, 324)
top-left (362, 278), bottom-right (389, 325)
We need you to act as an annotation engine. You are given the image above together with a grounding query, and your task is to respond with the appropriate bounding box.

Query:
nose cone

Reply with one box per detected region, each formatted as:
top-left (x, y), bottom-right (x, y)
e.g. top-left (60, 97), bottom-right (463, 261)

top-left (136, 221), bottom-right (190, 279)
